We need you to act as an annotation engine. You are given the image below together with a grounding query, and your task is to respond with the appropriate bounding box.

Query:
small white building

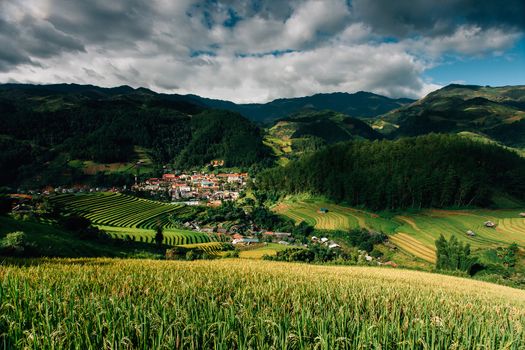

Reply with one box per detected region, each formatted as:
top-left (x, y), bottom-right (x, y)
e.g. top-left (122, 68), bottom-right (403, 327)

top-left (232, 238), bottom-right (259, 245)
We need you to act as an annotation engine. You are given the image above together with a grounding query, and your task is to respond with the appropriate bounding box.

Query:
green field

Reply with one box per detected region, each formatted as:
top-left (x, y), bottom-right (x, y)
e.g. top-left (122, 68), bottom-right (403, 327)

top-left (67, 146), bottom-right (155, 175)
top-left (239, 243), bottom-right (292, 259)
top-left (176, 242), bottom-right (227, 255)
top-left (51, 193), bottom-right (214, 245)
top-left (1, 258), bottom-right (524, 349)
top-left (274, 198), bottom-right (525, 263)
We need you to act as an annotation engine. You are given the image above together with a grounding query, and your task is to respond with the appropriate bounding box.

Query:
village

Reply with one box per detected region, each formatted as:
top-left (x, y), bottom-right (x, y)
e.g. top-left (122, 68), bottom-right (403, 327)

top-left (132, 171), bottom-right (250, 206)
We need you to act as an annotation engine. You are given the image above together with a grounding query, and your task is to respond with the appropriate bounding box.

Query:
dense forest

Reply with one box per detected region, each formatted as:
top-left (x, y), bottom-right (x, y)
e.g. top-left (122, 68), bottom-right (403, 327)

top-left (256, 134), bottom-right (525, 210)
top-left (0, 85), bottom-right (271, 187)
top-left (175, 110), bottom-right (271, 168)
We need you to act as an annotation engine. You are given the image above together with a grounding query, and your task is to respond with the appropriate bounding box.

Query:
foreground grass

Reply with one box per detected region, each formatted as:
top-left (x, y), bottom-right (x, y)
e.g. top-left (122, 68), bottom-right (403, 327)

top-left (1, 259), bottom-right (525, 349)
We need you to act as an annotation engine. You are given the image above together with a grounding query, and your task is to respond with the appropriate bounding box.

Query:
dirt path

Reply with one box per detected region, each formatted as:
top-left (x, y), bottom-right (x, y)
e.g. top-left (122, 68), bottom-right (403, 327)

top-left (396, 216), bottom-right (422, 233)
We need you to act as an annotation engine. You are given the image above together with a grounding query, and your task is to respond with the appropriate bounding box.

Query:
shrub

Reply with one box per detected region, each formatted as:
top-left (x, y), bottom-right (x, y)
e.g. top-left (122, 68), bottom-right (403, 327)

top-left (0, 231), bottom-right (34, 256)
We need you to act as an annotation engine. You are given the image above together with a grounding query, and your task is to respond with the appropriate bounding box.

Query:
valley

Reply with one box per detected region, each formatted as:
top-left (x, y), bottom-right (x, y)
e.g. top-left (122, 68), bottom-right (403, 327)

top-left (2, 82), bottom-right (525, 348)
top-left (2, 2), bottom-right (525, 348)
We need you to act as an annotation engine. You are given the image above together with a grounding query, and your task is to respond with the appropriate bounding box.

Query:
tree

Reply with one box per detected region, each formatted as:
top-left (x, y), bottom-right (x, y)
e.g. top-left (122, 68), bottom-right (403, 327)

top-left (435, 234), bottom-right (475, 272)
top-left (0, 231), bottom-right (32, 256)
top-left (62, 215), bottom-right (91, 232)
top-left (155, 225), bottom-right (164, 246)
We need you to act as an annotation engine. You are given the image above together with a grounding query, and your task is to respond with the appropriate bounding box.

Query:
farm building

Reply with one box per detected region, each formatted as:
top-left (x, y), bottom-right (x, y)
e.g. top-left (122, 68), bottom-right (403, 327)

top-left (484, 221), bottom-right (496, 228)
top-left (466, 230), bottom-right (476, 237)
top-left (232, 238), bottom-right (259, 245)
top-left (232, 233), bottom-right (244, 240)
top-left (328, 243), bottom-right (341, 249)
top-left (274, 232), bottom-right (292, 238)
top-left (520, 213), bottom-right (525, 218)
top-left (320, 237), bottom-right (329, 243)
top-left (311, 236), bottom-right (319, 242)
top-left (318, 208), bottom-right (329, 214)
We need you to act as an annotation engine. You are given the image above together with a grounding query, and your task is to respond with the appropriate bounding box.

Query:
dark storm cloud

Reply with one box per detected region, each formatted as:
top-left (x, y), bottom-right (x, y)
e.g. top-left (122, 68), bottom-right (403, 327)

top-left (0, 14), bottom-right (84, 71)
top-left (351, 0), bottom-right (525, 38)
top-left (46, 0), bottom-right (156, 44)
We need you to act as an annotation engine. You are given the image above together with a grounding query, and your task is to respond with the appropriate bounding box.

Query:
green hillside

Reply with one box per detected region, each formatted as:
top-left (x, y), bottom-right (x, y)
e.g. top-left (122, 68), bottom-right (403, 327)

top-left (0, 216), bottom-right (161, 258)
top-left (265, 110), bottom-right (383, 163)
top-left (0, 84), bottom-right (271, 188)
top-left (257, 134), bottom-right (525, 210)
top-left (50, 193), bottom-right (215, 245)
top-left (379, 84), bottom-right (525, 148)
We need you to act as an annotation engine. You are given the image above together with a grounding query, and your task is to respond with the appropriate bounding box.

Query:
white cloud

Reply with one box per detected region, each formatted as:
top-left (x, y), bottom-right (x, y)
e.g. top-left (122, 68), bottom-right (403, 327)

top-left (415, 26), bottom-right (523, 57)
top-left (0, 0), bottom-right (522, 102)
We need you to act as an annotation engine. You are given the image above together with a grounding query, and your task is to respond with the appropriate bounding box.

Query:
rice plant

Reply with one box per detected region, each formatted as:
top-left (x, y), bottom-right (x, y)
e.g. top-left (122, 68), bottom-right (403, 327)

top-left (1, 258), bottom-right (524, 349)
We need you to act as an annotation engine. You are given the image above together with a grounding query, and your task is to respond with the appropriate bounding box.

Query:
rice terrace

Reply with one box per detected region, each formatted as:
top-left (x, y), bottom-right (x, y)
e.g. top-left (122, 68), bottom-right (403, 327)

top-left (274, 198), bottom-right (525, 263)
top-left (51, 193), bottom-right (216, 245)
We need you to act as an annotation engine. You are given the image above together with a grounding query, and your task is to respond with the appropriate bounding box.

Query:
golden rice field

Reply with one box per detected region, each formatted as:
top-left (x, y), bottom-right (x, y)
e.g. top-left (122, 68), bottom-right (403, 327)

top-left (1, 258), bottom-right (524, 349)
top-left (274, 200), bottom-right (525, 263)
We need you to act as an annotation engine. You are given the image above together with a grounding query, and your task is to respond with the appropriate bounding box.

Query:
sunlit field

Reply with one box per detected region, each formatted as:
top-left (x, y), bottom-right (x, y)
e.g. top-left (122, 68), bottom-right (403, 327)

top-left (274, 199), bottom-right (525, 262)
top-left (1, 258), bottom-right (524, 349)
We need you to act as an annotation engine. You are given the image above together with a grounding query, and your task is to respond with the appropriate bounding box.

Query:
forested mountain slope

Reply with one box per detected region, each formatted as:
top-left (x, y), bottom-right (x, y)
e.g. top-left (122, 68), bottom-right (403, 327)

top-left (257, 134), bottom-right (525, 210)
top-left (265, 110), bottom-right (384, 163)
top-left (195, 91), bottom-right (414, 124)
top-left (0, 84), bottom-right (270, 187)
top-left (378, 84), bottom-right (525, 148)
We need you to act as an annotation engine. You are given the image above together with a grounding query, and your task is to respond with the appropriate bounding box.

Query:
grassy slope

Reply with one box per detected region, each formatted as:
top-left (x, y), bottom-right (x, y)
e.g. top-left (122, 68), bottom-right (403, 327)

top-left (0, 216), bottom-right (161, 258)
top-left (1, 258), bottom-right (524, 348)
top-left (379, 84), bottom-right (525, 147)
top-left (68, 146), bottom-right (155, 175)
top-left (273, 197), bottom-right (525, 263)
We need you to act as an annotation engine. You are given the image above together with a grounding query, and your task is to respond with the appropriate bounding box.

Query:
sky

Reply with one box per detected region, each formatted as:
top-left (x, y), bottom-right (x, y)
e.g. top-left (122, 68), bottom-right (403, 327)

top-left (0, 0), bottom-right (523, 103)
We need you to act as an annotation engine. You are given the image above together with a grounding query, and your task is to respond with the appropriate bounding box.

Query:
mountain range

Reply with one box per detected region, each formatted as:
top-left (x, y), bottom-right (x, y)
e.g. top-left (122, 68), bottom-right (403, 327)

top-left (0, 83), bottom-right (414, 124)
top-left (1, 82), bottom-right (524, 188)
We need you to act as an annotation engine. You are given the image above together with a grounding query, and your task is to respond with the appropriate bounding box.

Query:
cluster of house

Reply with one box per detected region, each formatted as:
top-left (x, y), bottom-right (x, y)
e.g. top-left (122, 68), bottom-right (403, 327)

top-left (133, 172), bottom-right (249, 205)
top-left (311, 236), bottom-right (341, 249)
top-left (229, 231), bottom-right (294, 246)
top-left (15, 186), bottom-right (124, 196)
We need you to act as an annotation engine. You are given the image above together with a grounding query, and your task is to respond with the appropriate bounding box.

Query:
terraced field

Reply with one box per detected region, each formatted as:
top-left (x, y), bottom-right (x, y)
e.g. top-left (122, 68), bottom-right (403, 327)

top-left (273, 200), bottom-right (396, 232)
top-left (51, 193), bottom-right (213, 245)
top-left (178, 242), bottom-right (226, 255)
top-left (274, 199), bottom-right (525, 263)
